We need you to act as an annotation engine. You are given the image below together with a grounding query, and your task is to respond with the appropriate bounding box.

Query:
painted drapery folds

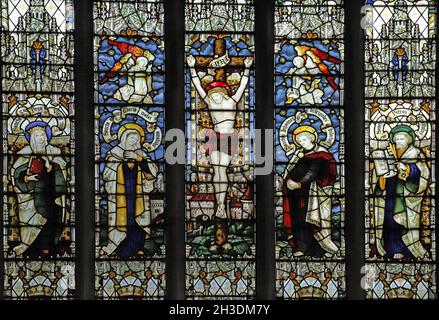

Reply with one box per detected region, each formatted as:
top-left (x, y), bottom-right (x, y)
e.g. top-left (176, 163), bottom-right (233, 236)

top-left (185, 0), bottom-right (256, 299)
top-left (1, 0), bottom-right (75, 299)
top-left (0, 0), bottom-right (437, 302)
top-left (93, 0), bottom-right (165, 299)
top-left (364, 0), bottom-right (436, 299)
top-left (274, 0), bottom-right (346, 299)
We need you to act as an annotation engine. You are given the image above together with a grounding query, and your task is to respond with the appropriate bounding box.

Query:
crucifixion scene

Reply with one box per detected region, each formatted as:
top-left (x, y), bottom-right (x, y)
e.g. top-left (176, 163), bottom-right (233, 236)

top-left (185, 34), bottom-right (255, 258)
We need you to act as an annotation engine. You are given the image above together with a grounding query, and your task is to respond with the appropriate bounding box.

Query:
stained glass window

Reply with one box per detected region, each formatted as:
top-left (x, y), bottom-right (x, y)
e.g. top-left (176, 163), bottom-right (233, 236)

top-left (364, 0), bottom-right (436, 299)
top-left (274, 0), bottom-right (346, 299)
top-left (185, 0), bottom-right (256, 299)
top-left (1, 0), bottom-right (75, 299)
top-left (93, 0), bottom-right (166, 299)
top-left (0, 0), bottom-right (437, 302)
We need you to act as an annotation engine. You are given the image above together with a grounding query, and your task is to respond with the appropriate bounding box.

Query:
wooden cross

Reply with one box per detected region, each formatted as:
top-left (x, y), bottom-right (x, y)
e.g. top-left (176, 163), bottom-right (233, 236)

top-left (193, 37), bottom-right (248, 83)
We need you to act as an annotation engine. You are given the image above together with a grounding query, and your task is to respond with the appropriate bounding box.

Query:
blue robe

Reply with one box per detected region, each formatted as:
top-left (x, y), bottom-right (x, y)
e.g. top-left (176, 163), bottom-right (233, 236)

top-left (380, 164), bottom-right (421, 259)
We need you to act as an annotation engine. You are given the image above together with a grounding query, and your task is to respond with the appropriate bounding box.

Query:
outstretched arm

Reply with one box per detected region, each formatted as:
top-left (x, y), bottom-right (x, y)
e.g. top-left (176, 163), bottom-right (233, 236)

top-left (187, 55), bottom-right (207, 100)
top-left (232, 57), bottom-right (253, 103)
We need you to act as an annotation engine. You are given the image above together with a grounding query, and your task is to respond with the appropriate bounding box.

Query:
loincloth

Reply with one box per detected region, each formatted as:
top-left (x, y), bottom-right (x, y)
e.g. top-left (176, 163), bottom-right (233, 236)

top-left (204, 130), bottom-right (239, 157)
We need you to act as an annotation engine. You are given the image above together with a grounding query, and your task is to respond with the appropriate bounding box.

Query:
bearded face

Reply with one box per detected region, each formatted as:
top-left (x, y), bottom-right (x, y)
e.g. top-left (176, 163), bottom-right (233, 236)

top-left (394, 132), bottom-right (412, 151)
top-left (30, 129), bottom-right (48, 154)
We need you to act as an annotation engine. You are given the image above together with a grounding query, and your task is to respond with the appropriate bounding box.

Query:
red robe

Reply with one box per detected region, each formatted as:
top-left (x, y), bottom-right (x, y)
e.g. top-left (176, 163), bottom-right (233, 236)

top-left (283, 151), bottom-right (336, 256)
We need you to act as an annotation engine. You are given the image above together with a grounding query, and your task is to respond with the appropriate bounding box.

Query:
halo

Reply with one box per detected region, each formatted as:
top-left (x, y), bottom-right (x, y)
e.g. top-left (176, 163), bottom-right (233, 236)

top-left (117, 123), bottom-right (145, 144)
top-left (279, 109), bottom-right (336, 156)
top-left (292, 125), bottom-right (318, 146)
top-left (368, 101), bottom-right (430, 149)
top-left (24, 121), bottom-right (52, 143)
top-left (389, 124), bottom-right (416, 144)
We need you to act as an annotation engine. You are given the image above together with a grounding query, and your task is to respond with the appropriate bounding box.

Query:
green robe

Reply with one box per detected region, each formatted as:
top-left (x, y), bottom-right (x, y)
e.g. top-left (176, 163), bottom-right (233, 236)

top-left (11, 146), bottom-right (68, 256)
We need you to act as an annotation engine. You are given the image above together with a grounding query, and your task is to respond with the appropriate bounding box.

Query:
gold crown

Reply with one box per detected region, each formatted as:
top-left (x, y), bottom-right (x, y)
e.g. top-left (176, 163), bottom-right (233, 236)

top-left (296, 286), bottom-right (326, 299)
top-left (116, 284), bottom-right (145, 299)
top-left (113, 270), bottom-right (156, 299)
top-left (26, 284), bottom-right (55, 298)
top-left (386, 287), bottom-right (415, 299)
top-left (28, 125), bottom-right (46, 134)
top-left (381, 272), bottom-right (422, 299)
top-left (292, 271), bottom-right (333, 299)
top-left (14, 270), bottom-right (59, 299)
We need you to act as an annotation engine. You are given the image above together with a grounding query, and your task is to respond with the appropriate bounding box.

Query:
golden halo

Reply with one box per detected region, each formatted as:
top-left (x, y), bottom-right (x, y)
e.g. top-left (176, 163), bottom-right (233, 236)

top-left (292, 125), bottom-right (317, 146)
top-left (117, 123), bottom-right (145, 144)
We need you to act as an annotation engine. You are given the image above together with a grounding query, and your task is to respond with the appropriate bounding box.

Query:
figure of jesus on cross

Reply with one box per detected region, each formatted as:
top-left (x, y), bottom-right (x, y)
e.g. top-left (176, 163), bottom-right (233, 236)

top-left (187, 37), bottom-right (253, 220)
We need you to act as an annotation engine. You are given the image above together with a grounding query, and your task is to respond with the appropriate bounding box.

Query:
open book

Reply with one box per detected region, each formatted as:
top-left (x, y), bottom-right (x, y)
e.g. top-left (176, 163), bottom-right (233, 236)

top-left (372, 150), bottom-right (396, 176)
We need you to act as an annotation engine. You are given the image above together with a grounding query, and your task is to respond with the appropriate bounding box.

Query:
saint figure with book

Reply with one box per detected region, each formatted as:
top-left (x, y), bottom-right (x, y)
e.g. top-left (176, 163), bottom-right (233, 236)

top-left (370, 125), bottom-right (431, 260)
top-left (11, 121), bottom-right (69, 257)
